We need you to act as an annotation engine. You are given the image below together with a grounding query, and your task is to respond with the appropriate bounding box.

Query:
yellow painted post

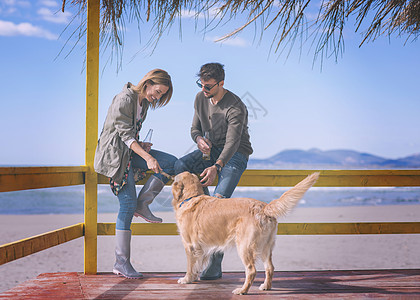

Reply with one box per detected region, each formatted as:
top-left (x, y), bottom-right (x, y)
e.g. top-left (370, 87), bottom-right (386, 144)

top-left (84, 0), bottom-right (99, 274)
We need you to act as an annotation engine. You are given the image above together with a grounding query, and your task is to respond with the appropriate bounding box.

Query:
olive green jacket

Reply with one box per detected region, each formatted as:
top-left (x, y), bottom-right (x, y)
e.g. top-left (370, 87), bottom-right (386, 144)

top-left (94, 83), bottom-right (147, 184)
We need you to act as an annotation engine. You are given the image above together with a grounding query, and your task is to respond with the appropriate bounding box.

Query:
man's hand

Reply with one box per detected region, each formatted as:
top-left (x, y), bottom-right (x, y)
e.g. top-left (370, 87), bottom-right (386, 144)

top-left (200, 165), bottom-right (217, 187)
top-left (197, 136), bottom-right (212, 155)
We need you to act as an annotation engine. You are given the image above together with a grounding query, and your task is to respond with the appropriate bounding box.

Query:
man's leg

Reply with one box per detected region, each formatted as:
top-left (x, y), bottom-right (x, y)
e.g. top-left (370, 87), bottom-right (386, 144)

top-left (175, 150), bottom-right (210, 195)
top-left (213, 152), bottom-right (248, 198)
top-left (200, 152), bottom-right (248, 280)
top-left (174, 149), bottom-right (213, 175)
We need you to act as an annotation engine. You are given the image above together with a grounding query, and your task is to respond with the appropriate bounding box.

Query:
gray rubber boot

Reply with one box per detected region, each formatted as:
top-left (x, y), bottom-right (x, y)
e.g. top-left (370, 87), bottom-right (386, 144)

top-left (200, 252), bottom-right (224, 280)
top-left (203, 186), bottom-right (210, 196)
top-left (113, 229), bottom-right (143, 279)
top-left (134, 175), bottom-right (164, 223)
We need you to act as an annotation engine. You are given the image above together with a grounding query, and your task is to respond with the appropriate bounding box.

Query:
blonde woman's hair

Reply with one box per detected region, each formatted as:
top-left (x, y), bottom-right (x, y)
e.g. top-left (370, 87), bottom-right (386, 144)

top-left (131, 69), bottom-right (173, 109)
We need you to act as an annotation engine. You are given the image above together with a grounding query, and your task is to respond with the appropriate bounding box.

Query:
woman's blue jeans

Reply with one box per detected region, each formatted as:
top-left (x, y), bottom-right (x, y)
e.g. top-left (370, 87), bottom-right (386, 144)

top-left (174, 146), bottom-right (248, 198)
top-left (116, 149), bottom-right (177, 230)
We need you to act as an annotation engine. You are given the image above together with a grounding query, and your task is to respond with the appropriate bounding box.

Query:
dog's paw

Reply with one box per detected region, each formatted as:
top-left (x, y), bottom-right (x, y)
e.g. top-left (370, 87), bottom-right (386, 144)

top-left (232, 288), bottom-right (247, 295)
top-left (178, 277), bottom-right (192, 284)
top-left (259, 283), bottom-right (272, 291)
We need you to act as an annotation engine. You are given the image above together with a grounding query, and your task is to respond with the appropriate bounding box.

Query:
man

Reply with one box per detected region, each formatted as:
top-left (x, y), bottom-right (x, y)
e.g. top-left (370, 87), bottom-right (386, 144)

top-left (174, 62), bottom-right (253, 280)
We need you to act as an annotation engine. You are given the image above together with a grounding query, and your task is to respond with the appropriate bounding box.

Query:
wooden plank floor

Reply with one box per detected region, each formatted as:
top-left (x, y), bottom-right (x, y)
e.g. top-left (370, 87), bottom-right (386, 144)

top-left (1, 270), bottom-right (419, 299)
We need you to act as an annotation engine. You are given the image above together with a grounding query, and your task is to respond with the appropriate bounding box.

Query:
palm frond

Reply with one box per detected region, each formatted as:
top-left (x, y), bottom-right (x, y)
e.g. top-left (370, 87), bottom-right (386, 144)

top-left (61, 0), bottom-right (420, 69)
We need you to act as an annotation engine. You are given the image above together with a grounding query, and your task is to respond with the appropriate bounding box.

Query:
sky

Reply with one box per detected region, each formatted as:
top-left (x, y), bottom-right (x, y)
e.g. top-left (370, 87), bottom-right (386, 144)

top-left (0, 0), bottom-right (419, 166)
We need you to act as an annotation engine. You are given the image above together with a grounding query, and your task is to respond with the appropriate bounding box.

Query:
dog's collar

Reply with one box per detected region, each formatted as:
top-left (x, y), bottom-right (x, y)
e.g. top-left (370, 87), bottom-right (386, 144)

top-left (179, 195), bottom-right (199, 208)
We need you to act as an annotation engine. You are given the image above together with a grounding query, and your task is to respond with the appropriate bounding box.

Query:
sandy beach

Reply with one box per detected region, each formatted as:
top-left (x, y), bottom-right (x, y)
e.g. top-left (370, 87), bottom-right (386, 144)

top-left (1, 205), bottom-right (419, 293)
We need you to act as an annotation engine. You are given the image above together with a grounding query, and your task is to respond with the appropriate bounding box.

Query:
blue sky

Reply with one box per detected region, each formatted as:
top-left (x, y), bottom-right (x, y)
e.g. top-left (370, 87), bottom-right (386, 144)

top-left (1, 0), bottom-right (419, 166)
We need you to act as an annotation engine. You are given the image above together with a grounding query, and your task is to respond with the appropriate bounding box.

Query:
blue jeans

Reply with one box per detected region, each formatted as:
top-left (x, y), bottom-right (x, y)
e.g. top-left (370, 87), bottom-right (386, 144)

top-left (174, 146), bottom-right (248, 198)
top-left (116, 149), bottom-right (177, 230)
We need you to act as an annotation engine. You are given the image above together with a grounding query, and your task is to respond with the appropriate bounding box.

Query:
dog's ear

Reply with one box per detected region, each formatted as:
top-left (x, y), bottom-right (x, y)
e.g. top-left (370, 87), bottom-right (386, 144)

top-left (172, 181), bottom-right (184, 202)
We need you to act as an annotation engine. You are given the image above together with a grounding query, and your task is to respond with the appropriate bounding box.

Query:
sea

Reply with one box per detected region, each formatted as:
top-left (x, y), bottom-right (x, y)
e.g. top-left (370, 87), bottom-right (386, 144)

top-left (1, 185), bottom-right (419, 215)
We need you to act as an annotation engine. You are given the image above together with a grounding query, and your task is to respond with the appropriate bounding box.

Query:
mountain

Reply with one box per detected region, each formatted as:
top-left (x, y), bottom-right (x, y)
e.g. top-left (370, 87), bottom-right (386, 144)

top-left (248, 148), bottom-right (420, 169)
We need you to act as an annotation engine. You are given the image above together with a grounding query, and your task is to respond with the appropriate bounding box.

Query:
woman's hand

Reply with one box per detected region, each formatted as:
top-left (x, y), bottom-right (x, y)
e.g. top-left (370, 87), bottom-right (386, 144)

top-left (146, 156), bottom-right (162, 174)
top-left (139, 141), bottom-right (152, 153)
top-left (131, 141), bottom-right (161, 173)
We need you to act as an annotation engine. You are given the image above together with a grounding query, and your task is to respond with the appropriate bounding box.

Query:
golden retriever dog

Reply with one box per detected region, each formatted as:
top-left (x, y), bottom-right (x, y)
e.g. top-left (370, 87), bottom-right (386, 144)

top-left (171, 171), bottom-right (319, 295)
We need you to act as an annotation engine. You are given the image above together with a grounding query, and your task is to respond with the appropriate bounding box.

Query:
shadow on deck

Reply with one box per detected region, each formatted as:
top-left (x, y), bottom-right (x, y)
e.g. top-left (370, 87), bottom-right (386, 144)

top-left (1, 270), bottom-right (419, 299)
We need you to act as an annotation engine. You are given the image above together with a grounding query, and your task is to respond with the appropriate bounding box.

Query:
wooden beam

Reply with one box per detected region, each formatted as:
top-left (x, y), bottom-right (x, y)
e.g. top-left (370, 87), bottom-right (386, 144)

top-left (98, 223), bottom-right (179, 235)
top-left (0, 223), bottom-right (84, 265)
top-left (0, 166), bottom-right (86, 192)
top-left (97, 169), bottom-right (420, 187)
top-left (2, 221), bottom-right (418, 265)
top-left (2, 167), bottom-right (419, 191)
top-left (84, 0), bottom-right (99, 275)
top-left (97, 222), bottom-right (420, 236)
top-left (277, 222), bottom-right (420, 235)
top-left (238, 170), bottom-right (420, 187)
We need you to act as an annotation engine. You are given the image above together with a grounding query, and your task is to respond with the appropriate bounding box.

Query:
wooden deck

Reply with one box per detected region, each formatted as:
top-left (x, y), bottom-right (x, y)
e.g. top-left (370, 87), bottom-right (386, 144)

top-left (1, 270), bottom-right (419, 299)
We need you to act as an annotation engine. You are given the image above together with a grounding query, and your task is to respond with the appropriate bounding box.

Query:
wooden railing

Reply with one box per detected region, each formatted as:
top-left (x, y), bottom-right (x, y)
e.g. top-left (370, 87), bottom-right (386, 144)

top-left (1, 167), bottom-right (420, 271)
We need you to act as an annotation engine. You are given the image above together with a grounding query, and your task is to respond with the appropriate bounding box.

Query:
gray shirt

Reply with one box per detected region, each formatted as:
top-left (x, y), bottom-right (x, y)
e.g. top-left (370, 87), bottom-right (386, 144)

top-left (191, 90), bottom-right (253, 164)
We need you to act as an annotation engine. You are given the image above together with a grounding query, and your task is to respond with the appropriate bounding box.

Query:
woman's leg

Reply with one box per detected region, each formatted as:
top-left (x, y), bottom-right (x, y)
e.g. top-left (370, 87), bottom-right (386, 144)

top-left (131, 149), bottom-right (177, 183)
top-left (116, 168), bottom-right (137, 230)
top-left (131, 150), bottom-right (177, 222)
top-left (148, 149), bottom-right (177, 183)
top-left (114, 168), bottom-right (143, 279)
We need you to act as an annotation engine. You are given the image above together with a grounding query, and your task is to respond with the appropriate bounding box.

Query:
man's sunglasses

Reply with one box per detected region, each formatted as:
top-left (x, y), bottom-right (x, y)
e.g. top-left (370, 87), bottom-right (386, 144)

top-left (196, 79), bottom-right (220, 92)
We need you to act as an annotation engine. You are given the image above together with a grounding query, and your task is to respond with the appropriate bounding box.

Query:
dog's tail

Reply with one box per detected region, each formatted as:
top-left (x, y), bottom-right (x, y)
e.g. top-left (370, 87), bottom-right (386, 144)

top-left (264, 172), bottom-right (319, 219)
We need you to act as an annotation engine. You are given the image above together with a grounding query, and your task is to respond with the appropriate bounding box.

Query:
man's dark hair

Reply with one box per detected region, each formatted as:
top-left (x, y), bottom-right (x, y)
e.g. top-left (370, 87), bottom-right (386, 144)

top-left (197, 63), bottom-right (225, 82)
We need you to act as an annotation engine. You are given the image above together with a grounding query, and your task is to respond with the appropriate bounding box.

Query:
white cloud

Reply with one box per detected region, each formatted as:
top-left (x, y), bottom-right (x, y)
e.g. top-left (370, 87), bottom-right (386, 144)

top-left (0, 0), bottom-right (30, 15)
top-left (3, 0), bottom-right (30, 8)
top-left (39, 0), bottom-right (59, 8)
top-left (0, 19), bottom-right (57, 39)
top-left (180, 7), bottom-right (220, 19)
top-left (1, 7), bottom-right (17, 14)
top-left (37, 7), bottom-right (71, 24)
top-left (180, 9), bottom-right (202, 19)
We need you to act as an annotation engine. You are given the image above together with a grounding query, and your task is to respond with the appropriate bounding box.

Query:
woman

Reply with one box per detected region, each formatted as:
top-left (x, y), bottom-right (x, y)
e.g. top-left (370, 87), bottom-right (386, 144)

top-left (94, 69), bottom-right (177, 279)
